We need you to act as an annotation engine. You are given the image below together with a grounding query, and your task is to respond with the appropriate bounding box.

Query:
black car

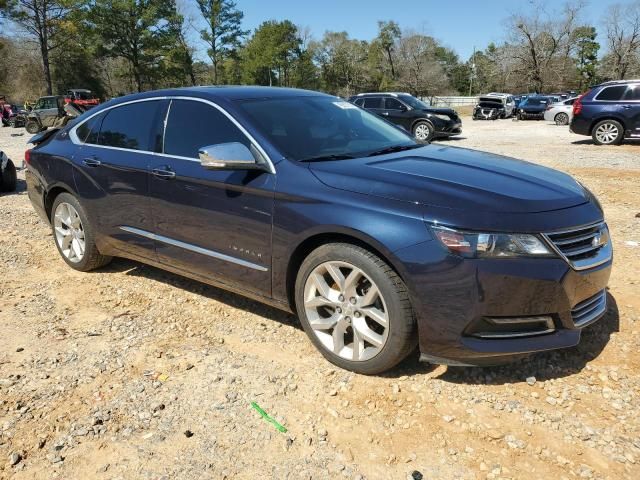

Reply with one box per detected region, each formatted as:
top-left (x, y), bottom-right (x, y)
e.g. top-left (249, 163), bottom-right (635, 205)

top-left (1, 150), bottom-right (17, 192)
top-left (473, 97), bottom-right (506, 120)
top-left (570, 79), bottom-right (640, 145)
top-left (349, 93), bottom-right (461, 142)
top-left (516, 96), bottom-right (552, 120)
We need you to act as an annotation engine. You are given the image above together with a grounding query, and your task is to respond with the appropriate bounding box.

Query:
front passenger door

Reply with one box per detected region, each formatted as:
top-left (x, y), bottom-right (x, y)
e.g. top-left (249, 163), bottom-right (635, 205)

top-left (383, 97), bottom-right (412, 130)
top-left (149, 99), bottom-right (275, 297)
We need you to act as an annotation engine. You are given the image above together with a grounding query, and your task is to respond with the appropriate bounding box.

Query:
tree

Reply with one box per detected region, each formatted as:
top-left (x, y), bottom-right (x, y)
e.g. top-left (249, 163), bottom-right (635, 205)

top-left (242, 20), bottom-right (300, 87)
top-left (195, 0), bottom-right (247, 84)
top-left (603, 1), bottom-right (640, 79)
top-left (2, 0), bottom-right (83, 94)
top-left (394, 32), bottom-right (450, 98)
top-left (314, 31), bottom-right (371, 96)
top-left (375, 20), bottom-right (400, 79)
top-left (88, 0), bottom-right (183, 92)
top-left (573, 26), bottom-right (599, 88)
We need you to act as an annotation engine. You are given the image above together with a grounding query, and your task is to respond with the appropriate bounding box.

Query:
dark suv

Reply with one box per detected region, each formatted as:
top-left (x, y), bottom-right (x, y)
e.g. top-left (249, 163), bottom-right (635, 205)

top-left (570, 79), bottom-right (640, 145)
top-left (25, 87), bottom-right (611, 374)
top-left (348, 92), bottom-right (461, 141)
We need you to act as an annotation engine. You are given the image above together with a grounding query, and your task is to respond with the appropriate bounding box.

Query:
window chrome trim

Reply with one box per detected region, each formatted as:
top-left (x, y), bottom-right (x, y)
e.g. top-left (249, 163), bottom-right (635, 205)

top-left (68, 95), bottom-right (276, 174)
top-left (119, 226), bottom-right (268, 272)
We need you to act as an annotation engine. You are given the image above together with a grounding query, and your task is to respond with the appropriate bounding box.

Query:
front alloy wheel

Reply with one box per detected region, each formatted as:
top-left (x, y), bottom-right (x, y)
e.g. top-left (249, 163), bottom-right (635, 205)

top-left (295, 243), bottom-right (417, 374)
top-left (413, 121), bottom-right (433, 142)
top-left (304, 261), bottom-right (389, 362)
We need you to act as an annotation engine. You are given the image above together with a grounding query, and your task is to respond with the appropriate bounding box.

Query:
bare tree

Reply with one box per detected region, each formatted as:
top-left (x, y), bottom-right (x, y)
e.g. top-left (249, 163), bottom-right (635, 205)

top-left (604, 1), bottom-right (640, 79)
top-left (394, 32), bottom-right (450, 97)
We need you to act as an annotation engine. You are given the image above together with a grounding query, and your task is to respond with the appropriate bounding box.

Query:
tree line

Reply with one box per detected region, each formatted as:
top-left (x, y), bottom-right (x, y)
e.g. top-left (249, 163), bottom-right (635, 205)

top-left (1, 0), bottom-right (639, 103)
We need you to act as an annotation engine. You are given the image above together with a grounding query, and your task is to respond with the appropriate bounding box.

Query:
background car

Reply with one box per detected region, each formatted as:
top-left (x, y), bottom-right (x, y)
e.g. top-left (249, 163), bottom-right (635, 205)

top-left (544, 97), bottom-right (578, 125)
top-left (516, 96), bottom-right (551, 120)
top-left (25, 95), bottom-right (66, 134)
top-left (1, 150), bottom-right (17, 193)
top-left (570, 79), bottom-right (640, 145)
top-left (473, 96), bottom-right (507, 120)
top-left (484, 92), bottom-right (516, 117)
top-left (349, 92), bottom-right (462, 141)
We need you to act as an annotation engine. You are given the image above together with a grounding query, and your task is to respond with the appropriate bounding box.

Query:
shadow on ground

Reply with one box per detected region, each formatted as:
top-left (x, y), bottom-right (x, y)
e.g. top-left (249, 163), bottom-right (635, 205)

top-left (100, 258), bottom-right (619, 383)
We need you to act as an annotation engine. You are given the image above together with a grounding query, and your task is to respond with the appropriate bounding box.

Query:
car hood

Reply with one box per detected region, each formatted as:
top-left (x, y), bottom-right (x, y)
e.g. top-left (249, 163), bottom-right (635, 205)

top-left (418, 107), bottom-right (457, 116)
top-left (308, 145), bottom-right (589, 214)
top-left (521, 104), bottom-right (547, 112)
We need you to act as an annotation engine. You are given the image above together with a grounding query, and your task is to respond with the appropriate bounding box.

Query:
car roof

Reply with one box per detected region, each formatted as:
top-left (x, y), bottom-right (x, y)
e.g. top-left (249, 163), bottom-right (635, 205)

top-left (113, 86), bottom-right (330, 103)
top-left (355, 92), bottom-right (412, 97)
top-left (594, 79), bottom-right (640, 87)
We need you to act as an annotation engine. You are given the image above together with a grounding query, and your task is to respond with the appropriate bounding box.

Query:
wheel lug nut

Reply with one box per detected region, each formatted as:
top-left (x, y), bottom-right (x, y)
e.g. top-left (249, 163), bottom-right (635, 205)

top-left (345, 316), bottom-right (351, 323)
top-left (349, 297), bottom-right (356, 304)
top-left (336, 307), bottom-right (342, 314)
top-left (354, 311), bottom-right (361, 318)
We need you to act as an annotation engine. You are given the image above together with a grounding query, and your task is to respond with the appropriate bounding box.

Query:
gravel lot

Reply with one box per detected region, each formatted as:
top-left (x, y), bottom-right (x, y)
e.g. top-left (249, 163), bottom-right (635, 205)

top-left (1, 118), bottom-right (639, 480)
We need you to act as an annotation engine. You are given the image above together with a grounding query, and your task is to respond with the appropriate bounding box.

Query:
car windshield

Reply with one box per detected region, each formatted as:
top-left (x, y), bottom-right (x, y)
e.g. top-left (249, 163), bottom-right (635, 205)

top-left (236, 96), bottom-right (417, 161)
top-left (398, 95), bottom-right (430, 109)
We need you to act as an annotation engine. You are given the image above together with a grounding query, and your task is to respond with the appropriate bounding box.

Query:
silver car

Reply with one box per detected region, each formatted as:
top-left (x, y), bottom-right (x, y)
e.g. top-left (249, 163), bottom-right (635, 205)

top-left (544, 97), bottom-right (578, 125)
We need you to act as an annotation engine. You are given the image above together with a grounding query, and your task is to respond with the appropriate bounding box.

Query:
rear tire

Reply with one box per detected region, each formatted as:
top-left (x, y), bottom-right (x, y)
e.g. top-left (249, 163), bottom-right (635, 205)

top-left (50, 192), bottom-right (112, 271)
top-left (25, 120), bottom-right (41, 134)
top-left (554, 112), bottom-right (569, 126)
top-left (592, 120), bottom-right (624, 145)
top-left (295, 243), bottom-right (417, 375)
top-left (1, 159), bottom-right (17, 192)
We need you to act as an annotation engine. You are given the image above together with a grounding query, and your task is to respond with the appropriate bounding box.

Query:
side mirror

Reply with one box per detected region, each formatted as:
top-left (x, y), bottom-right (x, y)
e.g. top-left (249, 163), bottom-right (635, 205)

top-left (198, 142), bottom-right (263, 170)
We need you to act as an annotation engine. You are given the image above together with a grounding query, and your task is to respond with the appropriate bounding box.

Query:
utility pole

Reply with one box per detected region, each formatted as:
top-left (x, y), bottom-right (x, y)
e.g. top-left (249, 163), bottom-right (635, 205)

top-left (468, 46), bottom-right (476, 96)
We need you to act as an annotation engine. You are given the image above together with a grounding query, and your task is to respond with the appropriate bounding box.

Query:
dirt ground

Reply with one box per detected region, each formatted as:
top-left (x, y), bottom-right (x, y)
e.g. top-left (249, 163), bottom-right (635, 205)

top-left (1, 117), bottom-right (639, 480)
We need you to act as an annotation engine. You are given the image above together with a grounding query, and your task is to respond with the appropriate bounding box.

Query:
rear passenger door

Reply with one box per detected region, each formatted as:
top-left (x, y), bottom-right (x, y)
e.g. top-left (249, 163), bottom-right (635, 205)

top-left (362, 97), bottom-right (384, 118)
top-left (623, 84), bottom-right (640, 136)
top-left (72, 99), bottom-right (165, 259)
top-left (148, 98), bottom-right (275, 297)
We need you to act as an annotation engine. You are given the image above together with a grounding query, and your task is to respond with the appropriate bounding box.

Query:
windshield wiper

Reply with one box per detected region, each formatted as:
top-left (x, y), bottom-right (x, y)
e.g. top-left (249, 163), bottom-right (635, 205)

top-left (299, 154), bottom-right (356, 162)
top-left (367, 144), bottom-right (423, 157)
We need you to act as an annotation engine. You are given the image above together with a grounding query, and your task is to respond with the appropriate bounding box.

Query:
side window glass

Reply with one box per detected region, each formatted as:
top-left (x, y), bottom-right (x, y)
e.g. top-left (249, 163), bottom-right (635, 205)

top-left (354, 98), bottom-right (365, 107)
top-left (76, 112), bottom-right (105, 144)
top-left (623, 85), bottom-right (640, 100)
top-left (363, 97), bottom-right (382, 109)
top-left (163, 99), bottom-right (251, 159)
top-left (596, 86), bottom-right (627, 101)
top-left (385, 98), bottom-right (405, 110)
top-left (98, 101), bottom-right (161, 151)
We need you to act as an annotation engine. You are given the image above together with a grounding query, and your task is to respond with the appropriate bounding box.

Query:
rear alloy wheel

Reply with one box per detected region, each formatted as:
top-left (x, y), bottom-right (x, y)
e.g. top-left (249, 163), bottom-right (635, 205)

top-left (295, 243), bottom-right (416, 374)
top-left (592, 120), bottom-right (624, 145)
top-left (554, 112), bottom-right (569, 126)
top-left (25, 121), bottom-right (41, 135)
top-left (51, 193), bottom-right (112, 271)
top-left (413, 121), bottom-right (434, 142)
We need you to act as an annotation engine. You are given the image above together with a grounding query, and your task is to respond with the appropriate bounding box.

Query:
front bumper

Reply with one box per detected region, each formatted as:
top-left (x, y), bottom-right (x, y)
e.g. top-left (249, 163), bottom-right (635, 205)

top-left (518, 110), bottom-right (545, 120)
top-left (395, 239), bottom-right (612, 366)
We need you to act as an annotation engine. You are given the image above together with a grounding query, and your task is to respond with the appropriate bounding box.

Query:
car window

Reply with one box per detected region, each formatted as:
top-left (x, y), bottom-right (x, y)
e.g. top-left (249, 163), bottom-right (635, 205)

top-left (623, 85), bottom-right (640, 101)
top-left (98, 101), bottom-right (162, 151)
top-left (363, 97), bottom-right (382, 109)
top-left (352, 98), bottom-right (364, 107)
top-left (385, 98), bottom-right (405, 110)
top-left (163, 99), bottom-right (251, 159)
top-left (76, 112), bottom-right (106, 144)
top-left (564, 98), bottom-right (576, 105)
top-left (237, 96), bottom-right (415, 161)
top-left (596, 86), bottom-right (627, 101)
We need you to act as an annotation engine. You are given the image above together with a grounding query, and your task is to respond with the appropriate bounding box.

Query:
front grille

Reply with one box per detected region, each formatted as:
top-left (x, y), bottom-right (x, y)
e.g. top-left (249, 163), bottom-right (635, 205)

top-left (544, 222), bottom-right (611, 270)
top-left (571, 290), bottom-right (607, 327)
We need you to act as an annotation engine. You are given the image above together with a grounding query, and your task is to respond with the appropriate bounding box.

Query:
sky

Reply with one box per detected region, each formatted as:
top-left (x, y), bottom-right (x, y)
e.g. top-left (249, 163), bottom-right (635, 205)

top-left (186, 0), bottom-right (628, 61)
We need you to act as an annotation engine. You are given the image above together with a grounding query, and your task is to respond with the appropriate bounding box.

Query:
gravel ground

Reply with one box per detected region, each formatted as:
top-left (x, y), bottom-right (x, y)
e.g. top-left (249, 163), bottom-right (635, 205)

top-left (0, 118), bottom-right (639, 480)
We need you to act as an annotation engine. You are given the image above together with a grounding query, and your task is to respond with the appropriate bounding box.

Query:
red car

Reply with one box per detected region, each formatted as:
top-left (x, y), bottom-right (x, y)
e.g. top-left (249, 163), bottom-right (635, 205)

top-left (64, 89), bottom-right (100, 109)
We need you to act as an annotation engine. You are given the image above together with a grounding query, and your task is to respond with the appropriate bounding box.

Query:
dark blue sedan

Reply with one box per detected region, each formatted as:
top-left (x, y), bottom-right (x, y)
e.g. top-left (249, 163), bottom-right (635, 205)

top-left (25, 87), bottom-right (612, 374)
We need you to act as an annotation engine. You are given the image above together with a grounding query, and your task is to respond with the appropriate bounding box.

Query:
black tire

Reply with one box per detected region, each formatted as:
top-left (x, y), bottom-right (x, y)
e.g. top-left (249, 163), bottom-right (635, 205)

top-left (25, 120), bottom-right (41, 134)
top-left (591, 119), bottom-right (624, 145)
top-left (412, 120), bottom-right (434, 142)
top-left (50, 192), bottom-right (112, 271)
top-left (1, 159), bottom-right (17, 192)
top-left (554, 112), bottom-right (569, 126)
top-left (295, 243), bottom-right (417, 375)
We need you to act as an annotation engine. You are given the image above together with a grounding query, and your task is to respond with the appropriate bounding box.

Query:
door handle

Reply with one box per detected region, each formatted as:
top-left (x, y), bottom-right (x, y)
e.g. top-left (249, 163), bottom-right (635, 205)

top-left (152, 167), bottom-right (176, 179)
top-left (82, 158), bottom-right (101, 167)
top-left (381, 112), bottom-right (389, 116)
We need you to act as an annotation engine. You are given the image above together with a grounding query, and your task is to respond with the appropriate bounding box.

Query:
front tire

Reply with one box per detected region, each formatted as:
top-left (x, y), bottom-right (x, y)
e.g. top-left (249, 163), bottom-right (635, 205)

top-left (592, 120), bottom-right (624, 145)
top-left (51, 192), bottom-right (112, 271)
top-left (1, 159), bottom-right (17, 193)
top-left (295, 243), bottom-right (416, 374)
top-left (412, 121), bottom-right (434, 142)
top-left (554, 112), bottom-right (569, 126)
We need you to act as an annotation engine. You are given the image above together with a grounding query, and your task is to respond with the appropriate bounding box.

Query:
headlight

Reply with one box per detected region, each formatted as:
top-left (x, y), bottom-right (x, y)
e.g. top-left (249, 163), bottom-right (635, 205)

top-left (432, 114), bottom-right (451, 121)
top-left (431, 226), bottom-right (555, 258)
